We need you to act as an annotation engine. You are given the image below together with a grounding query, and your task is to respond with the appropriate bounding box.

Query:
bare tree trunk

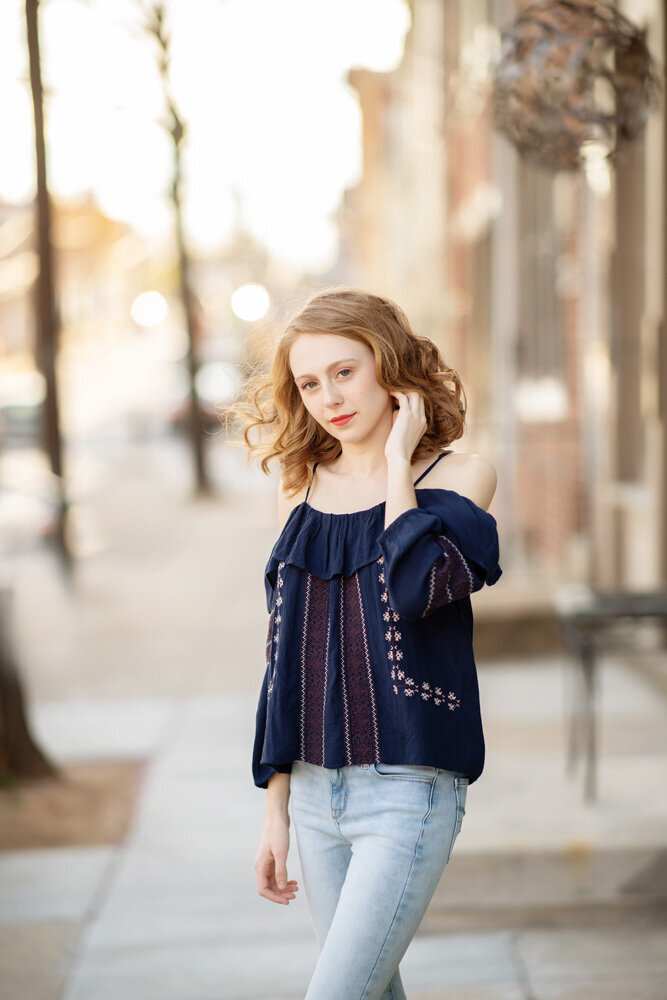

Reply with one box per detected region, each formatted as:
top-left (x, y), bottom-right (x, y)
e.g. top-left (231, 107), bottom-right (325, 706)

top-left (26, 0), bottom-right (73, 576)
top-left (0, 587), bottom-right (59, 782)
top-left (0, 0), bottom-right (64, 785)
top-left (143, 2), bottom-right (213, 496)
top-left (172, 134), bottom-right (211, 496)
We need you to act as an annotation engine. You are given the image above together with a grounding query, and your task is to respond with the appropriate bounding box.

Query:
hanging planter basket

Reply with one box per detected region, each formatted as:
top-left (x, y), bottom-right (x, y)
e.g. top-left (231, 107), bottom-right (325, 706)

top-left (492, 0), bottom-right (663, 171)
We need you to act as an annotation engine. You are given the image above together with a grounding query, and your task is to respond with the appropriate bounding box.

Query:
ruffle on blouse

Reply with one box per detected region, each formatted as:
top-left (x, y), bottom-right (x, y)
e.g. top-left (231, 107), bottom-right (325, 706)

top-left (267, 500), bottom-right (384, 581)
top-left (265, 488), bottom-right (502, 585)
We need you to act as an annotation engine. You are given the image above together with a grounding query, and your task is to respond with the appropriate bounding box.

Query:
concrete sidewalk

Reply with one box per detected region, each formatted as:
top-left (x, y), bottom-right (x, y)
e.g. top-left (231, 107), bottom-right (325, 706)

top-left (1, 436), bottom-right (666, 999)
top-left (3, 669), bottom-right (666, 1000)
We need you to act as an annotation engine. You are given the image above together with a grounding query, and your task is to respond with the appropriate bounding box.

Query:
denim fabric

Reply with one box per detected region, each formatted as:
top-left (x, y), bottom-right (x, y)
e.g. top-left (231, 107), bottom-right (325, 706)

top-left (289, 760), bottom-right (469, 1000)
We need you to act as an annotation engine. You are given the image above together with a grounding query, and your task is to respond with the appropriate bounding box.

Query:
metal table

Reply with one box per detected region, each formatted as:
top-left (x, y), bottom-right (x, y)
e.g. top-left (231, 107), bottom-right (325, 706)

top-left (554, 584), bottom-right (667, 801)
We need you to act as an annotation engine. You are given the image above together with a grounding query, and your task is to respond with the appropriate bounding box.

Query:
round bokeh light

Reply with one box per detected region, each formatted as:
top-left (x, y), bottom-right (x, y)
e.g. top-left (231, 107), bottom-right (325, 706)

top-left (131, 291), bottom-right (168, 328)
top-left (231, 283), bottom-right (270, 322)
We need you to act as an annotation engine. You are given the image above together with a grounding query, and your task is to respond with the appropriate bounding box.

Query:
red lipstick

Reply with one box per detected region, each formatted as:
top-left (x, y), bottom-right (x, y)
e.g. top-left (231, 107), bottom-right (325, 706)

top-left (331, 413), bottom-right (356, 426)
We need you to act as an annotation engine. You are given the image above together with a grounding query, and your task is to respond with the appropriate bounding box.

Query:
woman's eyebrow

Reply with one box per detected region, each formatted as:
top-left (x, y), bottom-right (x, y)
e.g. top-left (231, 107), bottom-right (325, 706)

top-left (293, 358), bottom-right (358, 381)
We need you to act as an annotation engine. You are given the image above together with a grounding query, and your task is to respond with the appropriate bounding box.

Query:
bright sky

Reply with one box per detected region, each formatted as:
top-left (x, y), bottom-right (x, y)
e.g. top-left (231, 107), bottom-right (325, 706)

top-left (2, 0), bottom-right (410, 271)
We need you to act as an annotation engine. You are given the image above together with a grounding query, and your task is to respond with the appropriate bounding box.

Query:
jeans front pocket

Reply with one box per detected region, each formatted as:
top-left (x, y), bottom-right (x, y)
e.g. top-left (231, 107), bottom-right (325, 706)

top-left (446, 775), bottom-right (469, 861)
top-left (370, 762), bottom-right (437, 783)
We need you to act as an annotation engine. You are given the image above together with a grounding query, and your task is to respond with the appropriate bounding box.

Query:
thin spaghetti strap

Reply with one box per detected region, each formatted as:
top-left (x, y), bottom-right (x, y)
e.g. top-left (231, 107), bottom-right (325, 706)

top-left (413, 450), bottom-right (452, 486)
top-left (304, 462), bottom-right (319, 503)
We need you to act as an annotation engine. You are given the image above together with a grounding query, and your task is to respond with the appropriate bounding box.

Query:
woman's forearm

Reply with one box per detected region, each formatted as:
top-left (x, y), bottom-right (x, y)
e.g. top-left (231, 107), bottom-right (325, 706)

top-left (265, 771), bottom-right (291, 818)
top-left (384, 456), bottom-right (417, 530)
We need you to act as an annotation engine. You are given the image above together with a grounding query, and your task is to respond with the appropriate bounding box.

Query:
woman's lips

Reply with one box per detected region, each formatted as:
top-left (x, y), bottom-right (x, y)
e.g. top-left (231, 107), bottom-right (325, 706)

top-left (331, 412), bottom-right (356, 426)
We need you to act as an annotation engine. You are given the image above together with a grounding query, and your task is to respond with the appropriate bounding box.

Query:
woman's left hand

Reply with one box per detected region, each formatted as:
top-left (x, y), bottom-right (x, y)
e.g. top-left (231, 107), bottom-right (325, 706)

top-left (384, 390), bottom-right (427, 464)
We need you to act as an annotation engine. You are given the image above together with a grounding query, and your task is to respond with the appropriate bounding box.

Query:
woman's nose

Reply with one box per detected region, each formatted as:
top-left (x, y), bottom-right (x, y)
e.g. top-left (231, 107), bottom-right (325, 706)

top-left (322, 381), bottom-right (344, 407)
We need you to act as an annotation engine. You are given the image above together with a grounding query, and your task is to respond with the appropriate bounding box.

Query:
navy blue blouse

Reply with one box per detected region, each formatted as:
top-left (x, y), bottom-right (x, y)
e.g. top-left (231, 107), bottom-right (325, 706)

top-left (252, 453), bottom-right (503, 789)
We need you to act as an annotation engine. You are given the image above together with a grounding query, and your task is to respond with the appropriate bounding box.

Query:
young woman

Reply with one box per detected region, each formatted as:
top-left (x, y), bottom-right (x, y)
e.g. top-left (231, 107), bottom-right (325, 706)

top-left (232, 287), bottom-right (502, 1000)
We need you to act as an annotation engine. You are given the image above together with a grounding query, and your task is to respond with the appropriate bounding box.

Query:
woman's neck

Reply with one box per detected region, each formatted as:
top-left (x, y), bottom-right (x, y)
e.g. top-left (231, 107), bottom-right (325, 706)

top-left (328, 447), bottom-right (390, 482)
top-left (328, 417), bottom-right (393, 480)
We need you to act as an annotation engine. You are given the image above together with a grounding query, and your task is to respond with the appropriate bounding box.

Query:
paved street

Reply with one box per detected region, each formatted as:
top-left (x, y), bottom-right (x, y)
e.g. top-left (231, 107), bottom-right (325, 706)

top-left (1, 435), bottom-right (666, 999)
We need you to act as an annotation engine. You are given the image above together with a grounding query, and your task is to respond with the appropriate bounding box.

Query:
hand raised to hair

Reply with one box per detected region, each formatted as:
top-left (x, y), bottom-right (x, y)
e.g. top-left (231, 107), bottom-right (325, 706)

top-left (384, 390), bottom-right (428, 464)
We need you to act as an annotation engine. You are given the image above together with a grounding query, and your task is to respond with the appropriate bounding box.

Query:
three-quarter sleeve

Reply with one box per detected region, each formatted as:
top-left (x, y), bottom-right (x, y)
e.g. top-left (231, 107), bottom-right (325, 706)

top-left (252, 666), bottom-right (275, 788)
top-left (252, 594), bottom-right (293, 789)
top-left (377, 495), bottom-right (502, 621)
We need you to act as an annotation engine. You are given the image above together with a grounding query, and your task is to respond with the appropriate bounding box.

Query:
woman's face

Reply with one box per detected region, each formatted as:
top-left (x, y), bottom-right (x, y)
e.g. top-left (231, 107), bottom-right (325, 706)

top-left (289, 333), bottom-right (393, 443)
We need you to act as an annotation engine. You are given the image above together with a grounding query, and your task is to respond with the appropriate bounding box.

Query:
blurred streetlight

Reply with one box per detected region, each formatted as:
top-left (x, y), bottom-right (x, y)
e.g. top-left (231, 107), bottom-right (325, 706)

top-left (231, 283), bottom-right (270, 322)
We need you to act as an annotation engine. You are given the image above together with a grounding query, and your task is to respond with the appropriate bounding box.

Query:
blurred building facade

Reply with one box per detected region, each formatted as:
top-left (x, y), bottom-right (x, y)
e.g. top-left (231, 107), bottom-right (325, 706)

top-left (340, 0), bottom-right (667, 592)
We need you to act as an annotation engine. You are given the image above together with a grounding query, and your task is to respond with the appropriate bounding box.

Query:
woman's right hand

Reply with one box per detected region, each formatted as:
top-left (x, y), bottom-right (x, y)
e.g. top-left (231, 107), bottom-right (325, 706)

top-left (384, 390), bottom-right (427, 465)
top-left (254, 811), bottom-right (299, 905)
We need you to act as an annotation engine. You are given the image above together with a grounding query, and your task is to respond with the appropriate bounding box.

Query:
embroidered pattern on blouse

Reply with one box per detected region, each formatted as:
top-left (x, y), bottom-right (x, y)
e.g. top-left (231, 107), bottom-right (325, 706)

top-left (299, 572), bottom-right (311, 757)
top-left (322, 613), bottom-right (331, 766)
top-left (299, 572), bottom-right (330, 764)
top-left (338, 582), bottom-right (352, 763)
top-left (422, 535), bottom-right (478, 617)
top-left (355, 572), bottom-right (381, 758)
top-left (337, 572), bottom-right (380, 766)
top-left (377, 555), bottom-right (461, 710)
top-left (265, 608), bottom-right (275, 691)
top-left (267, 560), bottom-right (285, 698)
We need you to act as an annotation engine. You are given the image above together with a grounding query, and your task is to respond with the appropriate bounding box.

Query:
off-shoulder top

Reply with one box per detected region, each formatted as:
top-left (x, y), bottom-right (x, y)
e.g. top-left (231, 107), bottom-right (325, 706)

top-left (252, 451), bottom-right (503, 789)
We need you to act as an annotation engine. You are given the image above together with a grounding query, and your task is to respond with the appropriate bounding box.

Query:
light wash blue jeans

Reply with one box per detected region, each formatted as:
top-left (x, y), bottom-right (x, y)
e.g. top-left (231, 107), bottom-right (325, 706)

top-left (289, 760), bottom-right (469, 1000)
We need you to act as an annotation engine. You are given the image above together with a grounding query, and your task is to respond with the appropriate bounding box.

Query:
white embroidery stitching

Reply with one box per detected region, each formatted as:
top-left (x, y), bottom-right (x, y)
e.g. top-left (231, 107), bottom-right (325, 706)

top-left (421, 536), bottom-right (477, 618)
top-left (299, 572), bottom-right (312, 758)
top-left (322, 610), bottom-right (331, 766)
top-left (339, 582), bottom-right (352, 765)
top-left (355, 571), bottom-right (381, 760)
top-left (267, 561), bottom-right (285, 698)
top-left (377, 555), bottom-right (460, 711)
top-left (424, 563), bottom-right (437, 616)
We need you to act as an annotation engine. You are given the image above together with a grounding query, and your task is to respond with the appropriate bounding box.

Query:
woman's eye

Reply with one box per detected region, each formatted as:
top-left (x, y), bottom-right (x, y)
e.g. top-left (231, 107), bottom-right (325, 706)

top-left (300, 369), bottom-right (351, 391)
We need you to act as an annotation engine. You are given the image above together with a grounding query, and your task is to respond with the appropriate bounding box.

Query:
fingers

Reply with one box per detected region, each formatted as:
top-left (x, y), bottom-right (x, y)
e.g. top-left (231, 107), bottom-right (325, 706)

top-left (392, 390), bottom-right (426, 418)
top-left (254, 855), bottom-right (300, 906)
top-left (416, 392), bottom-right (426, 424)
top-left (256, 866), bottom-right (299, 904)
top-left (258, 878), bottom-right (299, 905)
top-left (275, 861), bottom-right (289, 888)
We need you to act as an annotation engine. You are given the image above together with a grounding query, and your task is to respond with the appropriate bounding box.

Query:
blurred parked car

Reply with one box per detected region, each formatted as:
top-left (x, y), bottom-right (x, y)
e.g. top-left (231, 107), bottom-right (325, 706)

top-left (0, 371), bottom-right (45, 448)
top-left (0, 402), bottom-right (43, 447)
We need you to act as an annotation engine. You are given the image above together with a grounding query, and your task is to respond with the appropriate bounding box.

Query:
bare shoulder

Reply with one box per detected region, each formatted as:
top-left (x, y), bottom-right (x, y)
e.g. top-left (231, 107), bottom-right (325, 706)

top-left (429, 451), bottom-right (498, 511)
top-left (278, 473), bottom-right (309, 529)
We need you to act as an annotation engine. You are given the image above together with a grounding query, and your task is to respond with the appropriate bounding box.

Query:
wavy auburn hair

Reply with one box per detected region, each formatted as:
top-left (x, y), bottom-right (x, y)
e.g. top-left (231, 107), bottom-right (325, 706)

top-left (224, 286), bottom-right (467, 497)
